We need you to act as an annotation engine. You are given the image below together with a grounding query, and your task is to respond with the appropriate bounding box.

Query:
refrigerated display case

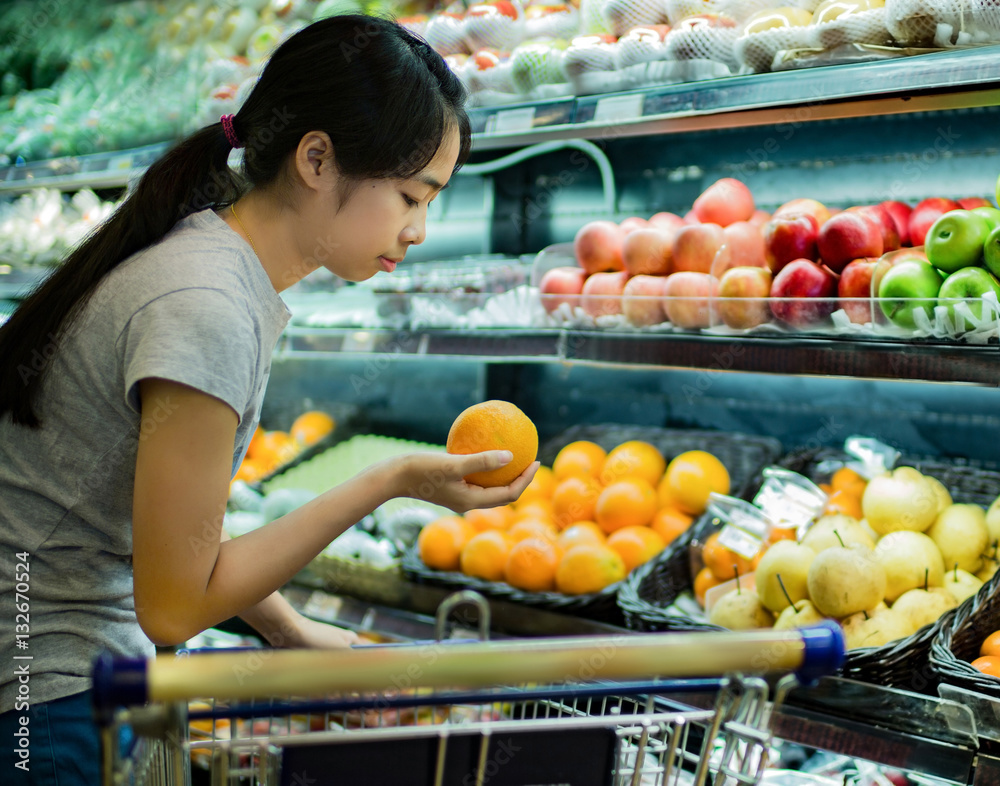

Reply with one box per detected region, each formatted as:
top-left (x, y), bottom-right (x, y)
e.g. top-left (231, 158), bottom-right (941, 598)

top-left (5, 6), bottom-right (1000, 782)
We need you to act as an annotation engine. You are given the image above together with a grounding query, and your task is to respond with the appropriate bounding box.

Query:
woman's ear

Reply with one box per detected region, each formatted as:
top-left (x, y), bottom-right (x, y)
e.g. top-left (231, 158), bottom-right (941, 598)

top-left (294, 131), bottom-right (336, 193)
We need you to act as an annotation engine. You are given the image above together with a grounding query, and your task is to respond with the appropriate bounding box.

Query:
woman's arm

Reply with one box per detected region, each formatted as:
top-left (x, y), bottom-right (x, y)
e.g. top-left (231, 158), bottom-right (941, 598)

top-left (132, 378), bottom-right (535, 646)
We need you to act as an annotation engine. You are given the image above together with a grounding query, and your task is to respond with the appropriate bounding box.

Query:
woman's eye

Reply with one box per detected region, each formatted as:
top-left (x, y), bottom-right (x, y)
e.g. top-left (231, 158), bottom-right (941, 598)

top-left (402, 194), bottom-right (419, 208)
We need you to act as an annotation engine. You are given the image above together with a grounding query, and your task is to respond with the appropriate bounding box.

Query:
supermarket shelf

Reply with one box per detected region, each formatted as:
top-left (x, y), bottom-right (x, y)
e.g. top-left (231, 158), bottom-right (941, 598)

top-left (469, 46), bottom-right (1000, 149)
top-left (279, 326), bottom-right (999, 385)
top-left (0, 141), bottom-right (172, 195)
top-left (0, 266), bottom-right (50, 298)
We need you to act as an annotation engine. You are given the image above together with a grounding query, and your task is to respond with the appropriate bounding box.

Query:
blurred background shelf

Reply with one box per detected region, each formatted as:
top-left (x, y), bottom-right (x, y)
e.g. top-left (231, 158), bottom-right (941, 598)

top-left (0, 142), bottom-right (172, 195)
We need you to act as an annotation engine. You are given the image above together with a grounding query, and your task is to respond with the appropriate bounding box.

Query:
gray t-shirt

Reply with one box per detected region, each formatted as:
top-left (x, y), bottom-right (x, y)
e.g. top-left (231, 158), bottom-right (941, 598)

top-left (0, 209), bottom-right (290, 710)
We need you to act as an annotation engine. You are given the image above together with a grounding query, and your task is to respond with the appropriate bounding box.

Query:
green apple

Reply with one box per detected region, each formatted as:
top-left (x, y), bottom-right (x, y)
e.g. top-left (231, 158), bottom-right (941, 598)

top-left (973, 206), bottom-right (1000, 231)
top-left (984, 225), bottom-right (1000, 279)
top-left (925, 210), bottom-right (991, 273)
top-left (996, 171), bottom-right (1000, 209)
top-left (938, 267), bottom-right (1000, 327)
top-left (878, 259), bottom-right (945, 328)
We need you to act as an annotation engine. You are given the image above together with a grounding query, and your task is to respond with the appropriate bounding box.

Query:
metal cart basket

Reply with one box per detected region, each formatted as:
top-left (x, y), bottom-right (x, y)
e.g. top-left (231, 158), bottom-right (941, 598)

top-left (93, 620), bottom-right (843, 786)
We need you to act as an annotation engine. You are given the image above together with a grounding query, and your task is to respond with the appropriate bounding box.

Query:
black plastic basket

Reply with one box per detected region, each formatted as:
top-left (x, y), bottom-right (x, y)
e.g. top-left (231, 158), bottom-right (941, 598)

top-left (774, 446), bottom-right (1000, 693)
top-left (930, 570), bottom-right (1000, 699)
top-left (404, 424), bottom-right (783, 626)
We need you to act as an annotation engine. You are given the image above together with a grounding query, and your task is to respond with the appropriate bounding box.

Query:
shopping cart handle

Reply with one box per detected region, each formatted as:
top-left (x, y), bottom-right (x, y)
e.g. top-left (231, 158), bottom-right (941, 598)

top-left (92, 652), bottom-right (148, 721)
top-left (796, 621), bottom-right (846, 684)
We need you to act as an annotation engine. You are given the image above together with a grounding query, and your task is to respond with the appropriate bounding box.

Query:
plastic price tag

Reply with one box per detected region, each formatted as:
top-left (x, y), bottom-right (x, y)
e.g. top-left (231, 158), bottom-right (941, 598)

top-left (594, 93), bottom-right (645, 124)
top-left (487, 107), bottom-right (536, 135)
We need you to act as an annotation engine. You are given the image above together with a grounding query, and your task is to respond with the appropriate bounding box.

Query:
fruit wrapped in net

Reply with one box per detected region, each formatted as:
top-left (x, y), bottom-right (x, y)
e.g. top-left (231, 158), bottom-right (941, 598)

top-left (425, 11), bottom-right (469, 55)
top-left (600, 0), bottom-right (670, 36)
top-left (614, 24), bottom-right (670, 69)
top-left (463, 0), bottom-right (527, 51)
top-left (886, 0), bottom-right (1000, 47)
top-left (717, 0), bottom-right (823, 23)
top-left (811, 4), bottom-right (893, 50)
top-left (525, 2), bottom-right (582, 39)
top-left (510, 39), bottom-right (570, 95)
top-left (663, 13), bottom-right (741, 72)
top-left (561, 33), bottom-right (625, 95)
top-left (734, 7), bottom-right (817, 73)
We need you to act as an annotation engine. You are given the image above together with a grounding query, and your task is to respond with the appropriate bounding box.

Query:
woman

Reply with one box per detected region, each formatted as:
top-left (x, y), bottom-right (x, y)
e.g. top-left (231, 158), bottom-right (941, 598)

top-left (0, 15), bottom-right (536, 784)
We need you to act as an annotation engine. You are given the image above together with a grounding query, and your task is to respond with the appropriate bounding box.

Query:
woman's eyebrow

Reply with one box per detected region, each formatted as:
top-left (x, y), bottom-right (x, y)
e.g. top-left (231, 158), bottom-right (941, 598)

top-left (414, 174), bottom-right (448, 191)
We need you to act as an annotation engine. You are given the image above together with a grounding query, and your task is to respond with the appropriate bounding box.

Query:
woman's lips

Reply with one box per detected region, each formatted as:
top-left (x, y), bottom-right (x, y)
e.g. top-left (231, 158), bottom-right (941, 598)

top-left (379, 256), bottom-right (399, 273)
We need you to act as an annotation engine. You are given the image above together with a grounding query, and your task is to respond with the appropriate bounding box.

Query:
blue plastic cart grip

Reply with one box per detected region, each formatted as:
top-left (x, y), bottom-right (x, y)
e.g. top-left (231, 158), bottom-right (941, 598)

top-left (91, 652), bottom-right (149, 722)
top-left (796, 621), bottom-right (846, 684)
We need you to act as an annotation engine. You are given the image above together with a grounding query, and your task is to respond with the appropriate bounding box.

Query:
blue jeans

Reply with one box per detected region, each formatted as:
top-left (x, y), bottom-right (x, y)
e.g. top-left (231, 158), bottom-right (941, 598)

top-left (0, 690), bottom-right (103, 785)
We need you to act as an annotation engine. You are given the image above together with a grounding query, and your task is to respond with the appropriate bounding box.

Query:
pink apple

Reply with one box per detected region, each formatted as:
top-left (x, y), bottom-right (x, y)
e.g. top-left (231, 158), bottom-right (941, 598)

top-left (773, 198), bottom-right (832, 227)
top-left (764, 213), bottom-right (819, 274)
top-left (880, 200), bottom-right (912, 246)
top-left (574, 220), bottom-right (625, 274)
top-left (837, 258), bottom-right (878, 324)
top-left (749, 209), bottom-right (772, 227)
top-left (711, 221), bottom-right (768, 277)
top-left (672, 223), bottom-right (725, 274)
top-left (851, 205), bottom-right (901, 253)
top-left (623, 228), bottom-right (673, 276)
top-left (769, 259), bottom-right (838, 328)
top-left (622, 274), bottom-right (668, 326)
top-left (692, 178), bottom-right (755, 227)
top-left (817, 211), bottom-right (884, 273)
top-left (908, 198), bottom-right (960, 247)
top-left (958, 197), bottom-right (992, 210)
top-left (619, 216), bottom-right (649, 235)
top-left (581, 271), bottom-right (629, 318)
top-left (662, 271), bottom-right (718, 329)
top-left (538, 266), bottom-right (587, 314)
top-left (717, 266), bottom-right (773, 329)
top-left (648, 211), bottom-right (686, 236)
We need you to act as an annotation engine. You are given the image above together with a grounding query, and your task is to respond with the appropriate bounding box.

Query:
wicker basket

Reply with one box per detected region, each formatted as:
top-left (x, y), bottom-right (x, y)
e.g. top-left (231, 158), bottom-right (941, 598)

top-left (930, 570), bottom-right (1000, 699)
top-left (774, 446), bottom-right (1000, 693)
top-left (617, 513), bottom-right (726, 633)
top-left (401, 545), bottom-right (626, 625)
top-left (403, 425), bottom-right (782, 626)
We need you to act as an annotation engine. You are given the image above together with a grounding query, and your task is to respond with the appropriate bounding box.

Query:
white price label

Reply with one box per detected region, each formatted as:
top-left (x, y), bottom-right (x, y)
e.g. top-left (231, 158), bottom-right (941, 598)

top-left (594, 93), bottom-right (645, 124)
top-left (491, 107), bottom-right (536, 135)
top-left (107, 155), bottom-right (134, 171)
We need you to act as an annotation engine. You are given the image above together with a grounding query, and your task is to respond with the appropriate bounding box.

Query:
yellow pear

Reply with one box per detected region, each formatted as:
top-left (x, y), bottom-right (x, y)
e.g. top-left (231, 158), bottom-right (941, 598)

top-left (941, 567), bottom-right (984, 603)
top-left (708, 588), bottom-right (774, 630)
top-left (807, 544), bottom-right (886, 618)
top-left (924, 475), bottom-right (953, 516)
top-left (862, 467), bottom-right (938, 535)
top-left (842, 608), bottom-right (912, 650)
top-left (873, 531), bottom-right (945, 602)
top-left (891, 588), bottom-right (957, 631)
top-left (800, 515), bottom-right (875, 554)
top-left (927, 504), bottom-right (989, 574)
top-left (773, 599), bottom-right (826, 630)
top-left (754, 541), bottom-right (816, 613)
top-left (977, 559), bottom-right (1000, 583)
top-left (985, 495), bottom-right (1000, 557)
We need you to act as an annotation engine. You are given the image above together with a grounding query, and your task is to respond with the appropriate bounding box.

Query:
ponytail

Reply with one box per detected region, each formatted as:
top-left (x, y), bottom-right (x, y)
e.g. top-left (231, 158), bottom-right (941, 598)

top-left (0, 122), bottom-right (240, 427)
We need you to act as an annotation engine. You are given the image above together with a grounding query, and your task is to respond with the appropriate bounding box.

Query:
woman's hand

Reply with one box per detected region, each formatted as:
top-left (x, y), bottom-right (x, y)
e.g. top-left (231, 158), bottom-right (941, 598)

top-left (390, 451), bottom-right (539, 513)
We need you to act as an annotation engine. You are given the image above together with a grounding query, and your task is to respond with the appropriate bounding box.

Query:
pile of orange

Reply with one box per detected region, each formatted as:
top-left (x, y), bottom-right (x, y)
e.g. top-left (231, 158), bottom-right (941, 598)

top-left (417, 439), bottom-right (733, 597)
top-left (818, 466), bottom-right (867, 519)
top-left (972, 629), bottom-right (1000, 679)
top-left (231, 410), bottom-right (336, 486)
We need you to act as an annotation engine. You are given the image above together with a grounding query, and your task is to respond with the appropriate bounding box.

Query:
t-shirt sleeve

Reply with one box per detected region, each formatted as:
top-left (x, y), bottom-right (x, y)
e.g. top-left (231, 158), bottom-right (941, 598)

top-left (120, 287), bottom-right (258, 422)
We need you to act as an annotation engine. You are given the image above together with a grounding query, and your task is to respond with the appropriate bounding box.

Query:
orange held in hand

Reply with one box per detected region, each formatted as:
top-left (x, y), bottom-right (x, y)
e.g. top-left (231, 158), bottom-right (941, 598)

top-left (447, 400), bottom-right (538, 488)
top-left (552, 440), bottom-right (607, 481)
top-left (595, 477), bottom-right (658, 533)
top-left (661, 451), bottom-right (730, 515)
top-left (505, 537), bottom-right (561, 592)
top-left (556, 543), bottom-right (627, 595)
top-left (418, 516), bottom-right (476, 572)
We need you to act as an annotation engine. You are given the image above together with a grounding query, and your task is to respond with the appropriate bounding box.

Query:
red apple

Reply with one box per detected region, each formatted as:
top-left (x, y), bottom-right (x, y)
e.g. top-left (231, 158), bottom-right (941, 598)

top-left (769, 259), bottom-right (838, 328)
top-left (717, 266), bottom-right (773, 329)
top-left (908, 197), bottom-right (960, 247)
top-left (538, 266), bottom-right (587, 314)
top-left (648, 211), bottom-right (686, 236)
top-left (749, 209), bottom-right (771, 227)
top-left (581, 271), bottom-right (629, 318)
top-left (619, 216), bottom-right (649, 235)
top-left (773, 198), bottom-right (832, 227)
top-left (837, 258), bottom-right (878, 324)
top-left (958, 197), bottom-right (992, 210)
top-left (711, 221), bottom-right (767, 277)
top-left (880, 200), bottom-right (912, 246)
top-left (623, 228), bottom-right (673, 276)
top-left (817, 211), bottom-right (883, 273)
top-left (692, 178), bottom-right (755, 227)
top-left (764, 213), bottom-right (819, 274)
top-left (851, 205), bottom-right (901, 253)
top-left (662, 271), bottom-right (718, 329)
top-left (574, 220), bottom-right (625, 274)
top-left (622, 274), bottom-right (668, 326)
top-left (672, 223), bottom-right (725, 274)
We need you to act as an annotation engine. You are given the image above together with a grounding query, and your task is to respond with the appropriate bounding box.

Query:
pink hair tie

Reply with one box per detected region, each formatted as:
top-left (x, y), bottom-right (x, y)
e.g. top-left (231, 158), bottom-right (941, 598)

top-left (220, 114), bottom-right (242, 149)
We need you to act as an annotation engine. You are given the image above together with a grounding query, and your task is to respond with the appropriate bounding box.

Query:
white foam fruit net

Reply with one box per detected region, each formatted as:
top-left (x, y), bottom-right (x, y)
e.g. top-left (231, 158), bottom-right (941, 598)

top-left (663, 14), bottom-right (741, 68)
top-left (599, 0), bottom-right (670, 37)
top-left (886, 0), bottom-right (1000, 47)
top-left (812, 7), bottom-right (892, 49)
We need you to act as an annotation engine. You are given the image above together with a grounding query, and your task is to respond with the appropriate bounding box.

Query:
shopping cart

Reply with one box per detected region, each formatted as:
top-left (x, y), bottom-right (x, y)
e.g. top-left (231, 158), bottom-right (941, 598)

top-left (93, 608), bottom-right (844, 786)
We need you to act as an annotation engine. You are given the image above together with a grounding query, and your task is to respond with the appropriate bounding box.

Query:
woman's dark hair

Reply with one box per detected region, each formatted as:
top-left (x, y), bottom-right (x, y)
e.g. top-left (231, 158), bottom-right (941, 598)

top-left (0, 15), bottom-right (471, 427)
